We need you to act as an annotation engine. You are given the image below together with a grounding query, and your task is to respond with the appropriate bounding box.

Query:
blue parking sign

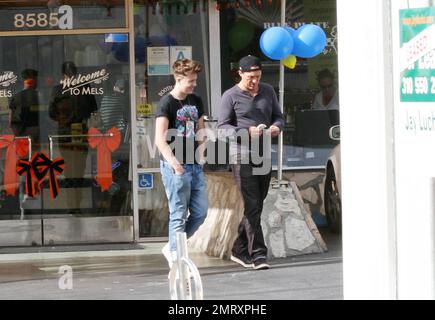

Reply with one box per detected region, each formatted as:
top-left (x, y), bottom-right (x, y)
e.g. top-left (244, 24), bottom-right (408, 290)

top-left (138, 173), bottom-right (153, 190)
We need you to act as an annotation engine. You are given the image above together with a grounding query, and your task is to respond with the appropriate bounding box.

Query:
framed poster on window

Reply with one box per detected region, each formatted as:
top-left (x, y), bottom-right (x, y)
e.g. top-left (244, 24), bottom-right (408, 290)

top-left (147, 47), bottom-right (170, 76)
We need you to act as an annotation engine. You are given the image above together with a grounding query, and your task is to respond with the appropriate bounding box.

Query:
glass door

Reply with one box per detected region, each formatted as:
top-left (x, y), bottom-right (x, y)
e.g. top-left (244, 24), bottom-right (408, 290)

top-left (0, 32), bottom-right (133, 246)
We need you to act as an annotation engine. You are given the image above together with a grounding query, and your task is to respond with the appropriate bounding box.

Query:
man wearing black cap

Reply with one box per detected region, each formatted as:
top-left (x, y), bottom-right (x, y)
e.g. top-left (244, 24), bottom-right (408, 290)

top-left (218, 55), bottom-right (284, 270)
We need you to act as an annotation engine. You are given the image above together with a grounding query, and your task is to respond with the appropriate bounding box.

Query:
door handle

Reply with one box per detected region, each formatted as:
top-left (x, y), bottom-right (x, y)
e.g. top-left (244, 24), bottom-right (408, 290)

top-left (48, 133), bottom-right (113, 159)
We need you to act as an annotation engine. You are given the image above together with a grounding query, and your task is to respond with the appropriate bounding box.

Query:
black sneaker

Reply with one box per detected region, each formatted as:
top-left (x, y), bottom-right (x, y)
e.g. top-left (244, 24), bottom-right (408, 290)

top-left (253, 257), bottom-right (270, 270)
top-left (230, 253), bottom-right (253, 268)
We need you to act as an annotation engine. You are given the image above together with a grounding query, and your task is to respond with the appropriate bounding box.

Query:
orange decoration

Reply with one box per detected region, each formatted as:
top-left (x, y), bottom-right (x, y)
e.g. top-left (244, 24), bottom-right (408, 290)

top-left (88, 127), bottom-right (121, 192)
top-left (17, 153), bottom-right (37, 198)
top-left (0, 135), bottom-right (29, 196)
top-left (31, 153), bottom-right (64, 199)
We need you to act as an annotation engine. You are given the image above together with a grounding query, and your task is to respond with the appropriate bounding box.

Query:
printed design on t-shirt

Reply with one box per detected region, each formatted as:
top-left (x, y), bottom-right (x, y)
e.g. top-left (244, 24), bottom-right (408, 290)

top-left (175, 105), bottom-right (198, 138)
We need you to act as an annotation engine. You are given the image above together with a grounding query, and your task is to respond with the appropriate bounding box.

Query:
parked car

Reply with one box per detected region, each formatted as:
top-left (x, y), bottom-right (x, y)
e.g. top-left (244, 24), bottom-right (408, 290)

top-left (324, 125), bottom-right (341, 234)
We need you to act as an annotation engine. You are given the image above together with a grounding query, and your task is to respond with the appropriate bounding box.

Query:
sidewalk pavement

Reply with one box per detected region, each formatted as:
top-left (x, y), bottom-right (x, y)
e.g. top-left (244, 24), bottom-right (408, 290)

top-left (0, 228), bottom-right (342, 300)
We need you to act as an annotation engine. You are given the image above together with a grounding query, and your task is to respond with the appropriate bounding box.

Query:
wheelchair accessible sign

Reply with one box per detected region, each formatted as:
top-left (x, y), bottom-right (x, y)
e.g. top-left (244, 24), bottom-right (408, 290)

top-left (138, 173), bottom-right (153, 190)
top-left (400, 7), bottom-right (435, 102)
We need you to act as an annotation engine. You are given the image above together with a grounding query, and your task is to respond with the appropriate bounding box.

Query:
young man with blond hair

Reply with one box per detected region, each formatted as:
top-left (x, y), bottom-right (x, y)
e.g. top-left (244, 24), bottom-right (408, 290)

top-left (155, 59), bottom-right (208, 268)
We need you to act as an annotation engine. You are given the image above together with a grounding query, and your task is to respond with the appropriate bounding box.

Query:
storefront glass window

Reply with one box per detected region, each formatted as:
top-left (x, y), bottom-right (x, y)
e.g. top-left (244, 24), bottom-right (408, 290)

top-left (219, 0), bottom-right (339, 169)
top-left (0, 33), bottom-right (132, 223)
top-left (0, 0), bottom-right (127, 31)
top-left (133, 0), bottom-right (210, 237)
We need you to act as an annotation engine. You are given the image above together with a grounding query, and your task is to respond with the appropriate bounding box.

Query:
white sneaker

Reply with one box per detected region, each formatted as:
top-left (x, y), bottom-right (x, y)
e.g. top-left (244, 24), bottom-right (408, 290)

top-left (161, 243), bottom-right (173, 268)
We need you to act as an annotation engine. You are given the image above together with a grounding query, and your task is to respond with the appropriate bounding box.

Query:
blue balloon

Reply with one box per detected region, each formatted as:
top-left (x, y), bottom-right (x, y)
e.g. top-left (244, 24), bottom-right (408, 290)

top-left (292, 24), bottom-right (327, 58)
top-left (260, 27), bottom-right (294, 60)
top-left (284, 26), bottom-right (297, 38)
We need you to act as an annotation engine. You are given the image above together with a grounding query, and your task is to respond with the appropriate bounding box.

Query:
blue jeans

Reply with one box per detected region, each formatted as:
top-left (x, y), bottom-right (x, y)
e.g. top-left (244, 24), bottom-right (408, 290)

top-left (160, 160), bottom-right (208, 254)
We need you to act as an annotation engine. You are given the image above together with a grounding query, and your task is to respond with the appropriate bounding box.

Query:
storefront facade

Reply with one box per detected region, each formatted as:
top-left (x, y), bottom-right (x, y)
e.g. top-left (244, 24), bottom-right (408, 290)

top-left (0, 1), bottom-right (136, 246)
top-left (0, 0), bottom-right (339, 247)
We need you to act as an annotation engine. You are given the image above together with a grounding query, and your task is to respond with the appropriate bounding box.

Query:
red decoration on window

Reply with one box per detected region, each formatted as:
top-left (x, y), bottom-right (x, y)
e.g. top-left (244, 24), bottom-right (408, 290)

top-left (0, 135), bottom-right (29, 196)
top-left (17, 152), bottom-right (65, 199)
top-left (17, 154), bottom-right (37, 198)
top-left (32, 153), bottom-right (65, 200)
top-left (88, 127), bottom-right (121, 192)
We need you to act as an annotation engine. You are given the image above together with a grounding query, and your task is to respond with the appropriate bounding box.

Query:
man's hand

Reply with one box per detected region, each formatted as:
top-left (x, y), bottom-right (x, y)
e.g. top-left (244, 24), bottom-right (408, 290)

top-left (173, 163), bottom-right (185, 175)
top-left (267, 125), bottom-right (281, 137)
top-left (249, 126), bottom-right (263, 137)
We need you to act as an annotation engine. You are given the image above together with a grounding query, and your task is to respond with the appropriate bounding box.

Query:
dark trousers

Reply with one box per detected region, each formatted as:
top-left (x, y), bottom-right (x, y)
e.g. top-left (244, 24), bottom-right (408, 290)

top-left (231, 164), bottom-right (271, 259)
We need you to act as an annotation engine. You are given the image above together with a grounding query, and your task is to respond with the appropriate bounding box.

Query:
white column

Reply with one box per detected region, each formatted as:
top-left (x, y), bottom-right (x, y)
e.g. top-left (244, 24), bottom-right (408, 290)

top-left (208, 5), bottom-right (221, 119)
top-left (337, 0), bottom-right (397, 299)
top-left (391, 0), bottom-right (435, 299)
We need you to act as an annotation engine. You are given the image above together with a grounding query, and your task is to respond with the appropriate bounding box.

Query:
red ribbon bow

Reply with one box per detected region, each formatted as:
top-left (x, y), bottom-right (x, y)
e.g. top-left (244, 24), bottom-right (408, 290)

top-left (17, 153), bottom-right (37, 198)
top-left (88, 127), bottom-right (121, 191)
top-left (17, 152), bottom-right (65, 199)
top-left (0, 135), bottom-right (29, 196)
top-left (32, 153), bottom-right (65, 200)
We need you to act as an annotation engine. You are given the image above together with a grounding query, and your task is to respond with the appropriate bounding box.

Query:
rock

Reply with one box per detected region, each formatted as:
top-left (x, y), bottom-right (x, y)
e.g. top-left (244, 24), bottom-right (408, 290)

top-left (188, 172), bottom-right (243, 259)
top-left (189, 174), bottom-right (327, 260)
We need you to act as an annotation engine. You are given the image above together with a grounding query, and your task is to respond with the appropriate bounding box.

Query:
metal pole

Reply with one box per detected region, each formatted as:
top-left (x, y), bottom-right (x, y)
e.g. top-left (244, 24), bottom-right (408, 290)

top-left (168, 232), bottom-right (203, 300)
top-left (277, 0), bottom-right (286, 182)
top-left (48, 133), bottom-right (113, 159)
top-left (176, 232), bottom-right (190, 299)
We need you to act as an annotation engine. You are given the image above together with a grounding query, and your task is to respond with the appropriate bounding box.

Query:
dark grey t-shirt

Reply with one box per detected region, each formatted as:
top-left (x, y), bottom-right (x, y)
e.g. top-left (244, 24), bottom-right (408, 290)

top-left (217, 83), bottom-right (284, 161)
top-left (218, 83), bottom-right (284, 132)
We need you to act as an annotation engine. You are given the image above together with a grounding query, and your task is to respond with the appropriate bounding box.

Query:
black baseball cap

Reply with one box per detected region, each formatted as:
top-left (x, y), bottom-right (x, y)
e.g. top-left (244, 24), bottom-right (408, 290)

top-left (238, 55), bottom-right (262, 72)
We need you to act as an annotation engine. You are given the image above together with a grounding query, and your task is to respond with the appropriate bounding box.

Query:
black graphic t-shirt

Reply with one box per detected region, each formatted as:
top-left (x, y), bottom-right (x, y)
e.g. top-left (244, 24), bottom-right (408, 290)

top-left (156, 93), bottom-right (204, 164)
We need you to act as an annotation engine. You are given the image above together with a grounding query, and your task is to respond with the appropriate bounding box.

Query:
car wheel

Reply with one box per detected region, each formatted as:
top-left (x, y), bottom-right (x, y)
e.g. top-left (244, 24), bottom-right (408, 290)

top-left (324, 164), bottom-right (342, 234)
